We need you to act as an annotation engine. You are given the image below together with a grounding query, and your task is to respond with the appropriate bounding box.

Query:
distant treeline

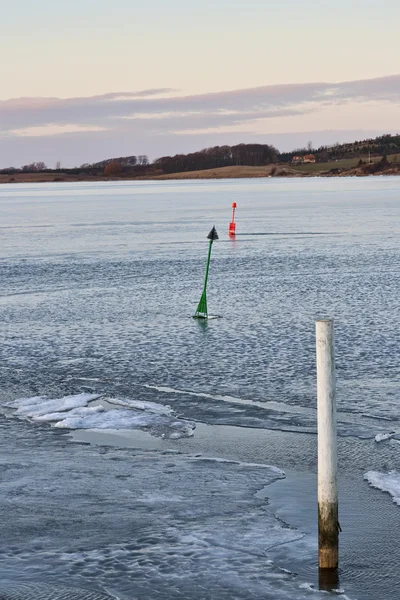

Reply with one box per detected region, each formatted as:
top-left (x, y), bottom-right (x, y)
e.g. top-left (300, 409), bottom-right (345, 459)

top-left (2, 134), bottom-right (400, 176)
top-left (154, 144), bottom-right (279, 173)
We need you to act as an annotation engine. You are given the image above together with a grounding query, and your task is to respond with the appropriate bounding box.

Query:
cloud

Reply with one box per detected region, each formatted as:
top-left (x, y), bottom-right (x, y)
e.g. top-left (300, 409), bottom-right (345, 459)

top-left (0, 75), bottom-right (399, 167)
top-left (9, 124), bottom-right (107, 137)
top-left (2, 75), bottom-right (400, 134)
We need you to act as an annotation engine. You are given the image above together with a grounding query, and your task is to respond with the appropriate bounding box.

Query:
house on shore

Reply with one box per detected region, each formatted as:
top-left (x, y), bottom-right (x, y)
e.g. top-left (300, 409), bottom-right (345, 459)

top-left (292, 154), bottom-right (316, 164)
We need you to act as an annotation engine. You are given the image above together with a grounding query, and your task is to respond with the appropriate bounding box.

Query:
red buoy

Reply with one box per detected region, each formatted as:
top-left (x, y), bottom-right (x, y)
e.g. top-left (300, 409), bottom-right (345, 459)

top-left (229, 202), bottom-right (237, 235)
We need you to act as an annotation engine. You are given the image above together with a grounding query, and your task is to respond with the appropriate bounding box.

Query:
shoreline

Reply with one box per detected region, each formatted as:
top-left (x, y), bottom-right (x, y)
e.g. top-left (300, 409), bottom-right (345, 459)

top-left (1, 173), bottom-right (399, 185)
top-left (2, 165), bottom-right (400, 185)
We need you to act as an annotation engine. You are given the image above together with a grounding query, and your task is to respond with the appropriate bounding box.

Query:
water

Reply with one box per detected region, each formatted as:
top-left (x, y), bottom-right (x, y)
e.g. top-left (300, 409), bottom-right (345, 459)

top-left (1, 177), bottom-right (400, 599)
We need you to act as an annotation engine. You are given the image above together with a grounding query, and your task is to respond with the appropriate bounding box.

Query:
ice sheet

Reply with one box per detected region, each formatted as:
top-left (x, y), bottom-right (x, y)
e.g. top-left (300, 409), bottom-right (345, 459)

top-left (364, 470), bottom-right (400, 505)
top-left (54, 409), bottom-right (195, 439)
top-left (0, 417), bottom-right (324, 600)
top-left (141, 384), bottom-right (392, 440)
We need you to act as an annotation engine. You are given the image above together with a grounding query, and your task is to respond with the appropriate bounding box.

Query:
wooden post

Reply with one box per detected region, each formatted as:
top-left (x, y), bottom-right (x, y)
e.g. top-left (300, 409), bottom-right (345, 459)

top-left (316, 318), bottom-right (339, 572)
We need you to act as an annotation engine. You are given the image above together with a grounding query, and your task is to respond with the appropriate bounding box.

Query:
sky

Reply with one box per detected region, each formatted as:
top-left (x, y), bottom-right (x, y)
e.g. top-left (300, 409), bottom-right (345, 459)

top-left (1, 0), bottom-right (400, 168)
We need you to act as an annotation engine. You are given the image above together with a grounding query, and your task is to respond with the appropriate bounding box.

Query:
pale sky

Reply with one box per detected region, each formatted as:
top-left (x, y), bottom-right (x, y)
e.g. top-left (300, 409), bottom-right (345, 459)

top-left (1, 0), bottom-right (400, 167)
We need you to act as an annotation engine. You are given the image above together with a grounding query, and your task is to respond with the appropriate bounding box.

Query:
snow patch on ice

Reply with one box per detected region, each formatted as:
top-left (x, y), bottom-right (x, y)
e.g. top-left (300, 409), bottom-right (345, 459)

top-left (364, 470), bottom-right (400, 505)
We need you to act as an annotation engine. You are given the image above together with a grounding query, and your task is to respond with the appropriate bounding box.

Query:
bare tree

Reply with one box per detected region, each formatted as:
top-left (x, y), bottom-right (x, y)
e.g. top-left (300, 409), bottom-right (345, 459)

top-left (21, 162), bottom-right (47, 171)
top-left (138, 155), bottom-right (149, 166)
top-left (55, 161), bottom-right (61, 170)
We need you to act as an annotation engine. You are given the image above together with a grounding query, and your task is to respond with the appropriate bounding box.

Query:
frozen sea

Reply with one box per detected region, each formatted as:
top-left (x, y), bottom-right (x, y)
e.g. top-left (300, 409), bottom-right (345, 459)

top-left (1, 177), bottom-right (400, 599)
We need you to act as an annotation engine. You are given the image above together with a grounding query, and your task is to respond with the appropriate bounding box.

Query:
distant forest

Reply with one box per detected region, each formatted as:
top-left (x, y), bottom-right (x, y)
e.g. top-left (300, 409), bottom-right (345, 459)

top-left (2, 133), bottom-right (400, 177)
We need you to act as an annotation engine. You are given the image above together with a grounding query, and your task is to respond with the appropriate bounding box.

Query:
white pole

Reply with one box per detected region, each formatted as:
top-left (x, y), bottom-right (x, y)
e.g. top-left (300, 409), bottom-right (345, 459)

top-left (316, 318), bottom-right (339, 570)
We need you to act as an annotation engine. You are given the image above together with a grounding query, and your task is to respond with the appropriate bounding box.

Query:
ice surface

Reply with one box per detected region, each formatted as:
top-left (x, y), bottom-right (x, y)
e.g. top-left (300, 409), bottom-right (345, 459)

top-left (144, 383), bottom-right (278, 408)
top-left (7, 394), bottom-right (195, 439)
top-left (7, 393), bottom-right (101, 417)
top-left (189, 455), bottom-right (285, 475)
top-left (364, 470), bottom-right (400, 505)
top-left (142, 385), bottom-right (391, 440)
top-left (54, 408), bottom-right (196, 439)
top-left (2, 178), bottom-right (396, 598)
top-left (374, 432), bottom-right (395, 443)
top-left (107, 397), bottom-right (173, 415)
top-left (3, 178), bottom-right (400, 443)
top-left (7, 393), bottom-right (196, 439)
top-left (33, 405), bottom-right (105, 422)
top-left (0, 413), bottom-right (341, 599)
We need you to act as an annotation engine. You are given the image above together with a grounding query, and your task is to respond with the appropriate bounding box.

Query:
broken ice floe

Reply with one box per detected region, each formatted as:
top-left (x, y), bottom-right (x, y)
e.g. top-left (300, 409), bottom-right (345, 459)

top-left (6, 393), bottom-right (195, 439)
top-left (374, 432), bottom-right (395, 443)
top-left (364, 470), bottom-right (400, 505)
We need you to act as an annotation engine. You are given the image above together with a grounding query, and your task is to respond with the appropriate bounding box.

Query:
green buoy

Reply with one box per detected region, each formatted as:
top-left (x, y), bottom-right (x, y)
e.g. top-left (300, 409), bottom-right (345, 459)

top-left (193, 226), bottom-right (219, 319)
